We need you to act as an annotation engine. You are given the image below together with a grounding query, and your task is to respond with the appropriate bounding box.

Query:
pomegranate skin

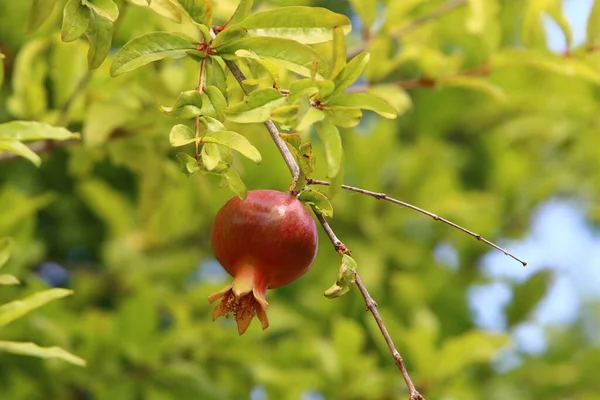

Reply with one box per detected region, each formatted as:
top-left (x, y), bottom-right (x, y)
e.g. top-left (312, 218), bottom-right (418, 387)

top-left (211, 190), bottom-right (318, 290)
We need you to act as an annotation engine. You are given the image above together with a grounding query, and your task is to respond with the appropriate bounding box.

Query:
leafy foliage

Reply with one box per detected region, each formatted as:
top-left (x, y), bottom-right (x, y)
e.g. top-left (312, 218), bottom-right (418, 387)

top-left (0, 0), bottom-right (599, 399)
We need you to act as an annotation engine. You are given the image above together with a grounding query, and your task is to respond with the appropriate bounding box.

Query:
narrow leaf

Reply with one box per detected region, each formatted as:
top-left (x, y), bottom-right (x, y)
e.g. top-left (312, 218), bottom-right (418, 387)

top-left (221, 167), bottom-right (247, 199)
top-left (62, 0), bottom-right (91, 42)
top-left (169, 124), bottom-right (196, 147)
top-left (160, 90), bottom-right (204, 119)
top-left (110, 32), bottom-right (196, 76)
top-left (228, 0), bottom-right (253, 26)
top-left (327, 52), bottom-right (370, 98)
top-left (25, 0), bottom-right (56, 33)
top-left (203, 86), bottom-right (227, 121)
top-left (299, 188), bottom-right (333, 217)
top-left (0, 275), bottom-right (19, 285)
top-left (230, 6), bottom-right (351, 44)
top-left (218, 37), bottom-right (328, 77)
top-left (329, 26), bottom-right (347, 80)
top-left (0, 341), bottom-right (86, 366)
top-left (314, 120), bottom-right (343, 178)
top-left (588, 0), bottom-right (600, 45)
top-left (365, 85), bottom-right (412, 115)
top-left (348, 0), bottom-right (377, 28)
top-left (323, 107), bottom-right (362, 128)
top-left (176, 152), bottom-right (200, 176)
top-left (0, 288), bottom-right (73, 327)
top-left (326, 92), bottom-right (397, 119)
top-left (172, 0), bottom-right (213, 25)
top-left (201, 143), bottom-right (221, 171)
top-left (212, 27), bottom-right (248, 49)
top-left (0, 121), bottom-right (80, 141)
top-left (85, 12), bottom-right (113, 69)
top-left (223, 88), bottom-right (285, 123)
top-left (0, 238), bottom-right (12, 269)
top-left (204, 131), bottom-right (261, 163)
top-left (84, 0), bottom-right (119, 22)
top-left (0, 141), bottom-right (41, 166)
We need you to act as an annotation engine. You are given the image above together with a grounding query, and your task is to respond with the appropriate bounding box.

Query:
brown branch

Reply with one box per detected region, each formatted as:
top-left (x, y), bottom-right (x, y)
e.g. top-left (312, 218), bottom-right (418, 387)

top-left (307, 178), bottom-right (527, 266)
top-left (223, 48), bottom-right (423, 400)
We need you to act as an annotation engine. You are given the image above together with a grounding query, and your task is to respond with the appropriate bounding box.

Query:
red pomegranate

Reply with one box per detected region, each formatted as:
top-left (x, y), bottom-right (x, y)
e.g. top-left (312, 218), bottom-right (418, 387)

top-left (208, 189), bottom-right (318, 335)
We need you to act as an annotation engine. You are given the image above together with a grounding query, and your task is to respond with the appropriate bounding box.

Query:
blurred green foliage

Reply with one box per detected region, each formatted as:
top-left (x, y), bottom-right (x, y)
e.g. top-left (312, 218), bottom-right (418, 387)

top-left (1, 0), bottom-right (599, 399)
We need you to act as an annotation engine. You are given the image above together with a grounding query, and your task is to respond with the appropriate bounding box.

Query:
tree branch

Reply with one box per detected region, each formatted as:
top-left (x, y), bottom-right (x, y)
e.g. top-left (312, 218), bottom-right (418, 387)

top-left (223, 57), bottom-right (423, 400)
top-left (307, 178), bottom-right (526, 266)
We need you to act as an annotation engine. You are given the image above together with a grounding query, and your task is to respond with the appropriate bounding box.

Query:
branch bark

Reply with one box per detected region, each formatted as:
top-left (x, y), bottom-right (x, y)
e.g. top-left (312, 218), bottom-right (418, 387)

top-left (224, 58), bottom-right (423, 400)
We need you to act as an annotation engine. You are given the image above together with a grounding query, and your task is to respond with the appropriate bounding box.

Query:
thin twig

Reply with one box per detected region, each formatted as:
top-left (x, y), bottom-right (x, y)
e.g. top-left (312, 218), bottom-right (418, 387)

top-left (314, 212), bottom-right (424, 400)
top-left (223, 48), bottom-right (423, 399)
top-left (307, 178), bottom-right (527, 266)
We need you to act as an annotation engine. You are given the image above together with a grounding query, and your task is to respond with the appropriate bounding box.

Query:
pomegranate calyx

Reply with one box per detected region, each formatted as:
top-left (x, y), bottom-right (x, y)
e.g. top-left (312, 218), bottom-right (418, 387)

top-left (208, 282), bottom-right (269, 335)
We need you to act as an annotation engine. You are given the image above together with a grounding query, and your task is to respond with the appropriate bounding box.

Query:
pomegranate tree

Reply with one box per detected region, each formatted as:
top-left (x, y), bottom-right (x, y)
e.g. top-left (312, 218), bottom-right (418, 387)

top-left (208, 190), bottom-right (318, 335)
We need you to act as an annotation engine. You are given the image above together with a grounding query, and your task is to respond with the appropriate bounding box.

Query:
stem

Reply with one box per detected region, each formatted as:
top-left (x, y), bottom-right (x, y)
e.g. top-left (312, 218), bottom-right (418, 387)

top-left (194, 58), bottom-right (208, 158)
top-left (307, 178), bottom-right (526, 266)
top-left (222, 41), bottom-right (423, 399)
top-left (314, 212), bottom-right (424, 400)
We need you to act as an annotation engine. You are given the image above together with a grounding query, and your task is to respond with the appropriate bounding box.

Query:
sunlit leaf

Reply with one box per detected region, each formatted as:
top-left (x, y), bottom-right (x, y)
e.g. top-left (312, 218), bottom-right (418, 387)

top-left (84, 0), bottom-right (119, 22)
top-left (212, 27), bottom-right (248, 49)
top-left (172, 0), bottom-right (212, 25)
top-left (288, 79), bottom-right (334, 103)
top-left (218, 37), bottom-right (328, 77)
top-left (220, 167), bottom-right (247, 199)
top-left (348, 0), bottom-right (376, 29)
top-left (466, 0), bottom-right (485, 33)
top-left (0, 275), bottom-right (19, 285)
top-left (25, 0), bottom-right (56, 33)
top-left (327, 52), bottom-right (370, 99)
top-left (230, 6), bottom-right (351, 44)
top-left (161, 90), bottom-right (204, 119)
top-left (227, 0), bottom-right (253, 26)
top-left (329, 25), bottom-right (347, 80)
top-left (176, 152), bottom-right (200, 176)
top-left (203, 86), bottom-right (227, 121)
top-left (299, 188), bottom-right (333, 217)
top-left (62, 0), bottom-right (91, 42)
top-left (204, 131), bottom-right (262, 163)
top-left (365, 85), bottom-right (412, 115)
top-left (169, 124), bottom-right (196, 147)
top-left (0, 238), bottom-right (12, 269)
top-left (0, 121), bottom-right (80, 141)
top-left (322, 106), bottom-right (362, 128)
top-left (85, 12), bottom-right (113, 69)
top-left (0, 341), bottom-right (86, 366)
top-left (314, 119), bottom-right (343, 178)
top-left (223, 88), bottom-right (285, 123)
top-left (0, 141), bottom-right (41, 166)
top-left (324, 254), bottom-right (357, 299)
top-left (326, 92), bottom-right (397, 119)
top-left (588, 0), bottom-right (600, 46)
top-left (110, 32), bottom-right (196, 76)
top-left (234, 49), bottom-right (279, 81)
top-left (0, 288), bottom-right (73, 327)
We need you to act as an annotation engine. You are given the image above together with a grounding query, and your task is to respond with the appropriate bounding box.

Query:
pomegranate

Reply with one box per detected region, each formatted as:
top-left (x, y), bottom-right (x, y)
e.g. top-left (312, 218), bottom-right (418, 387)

top-left (208, 189), bottom-right (318, 335)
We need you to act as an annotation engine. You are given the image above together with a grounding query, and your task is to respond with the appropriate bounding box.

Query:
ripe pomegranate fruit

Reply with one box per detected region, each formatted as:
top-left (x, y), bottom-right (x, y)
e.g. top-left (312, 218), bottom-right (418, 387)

top-left (208, 189), bottom-right (318, 335)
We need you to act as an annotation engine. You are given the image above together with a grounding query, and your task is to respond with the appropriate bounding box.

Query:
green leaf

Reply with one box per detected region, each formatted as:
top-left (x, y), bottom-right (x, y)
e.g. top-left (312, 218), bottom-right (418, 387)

top-left (327, 158), bottom-right (344, 200)
top-left (161, 90), bottom-right (204, 119)
top-left (0, 51), bottom-right (4, 87)
top-left (288, 79), bottom-right (335, 103)
top-left (0, 288), bottom-right (73, 327)
top-left (143, 0), bottom-right (183, 22)
top-left (299, 188), bottom-right (333, 217)
top-left (314, 119), bottom-right (343, 178)
top-left (199, 116), bottom-right (227, 133)
top-left (110, 32), bottom-right (196, 76)
top-left (0, 275), bottom-right (19, 285)
top-left (329, 25), bottom-right (347, 80)
top-left (220, 167), bottom-right (247, 199)
top-left (0, 141), bottom-right (40, 166)
top-left (204, 131), bottom-right (261, 163)
top-left (324, 254), bottom-right (357, 299)
top-left (0, 121), bottom-right (80, 141)
top-left (219, 37), bottom-right (328, 78)
top-left (234, 49), bottom-right (279, 81)
top-left (323, 106), bottom-right (362, 128)
top-left (201, 143), bottom-right (230, 171)
top-left (212, 27), bottom-right (248, 49)
top-left (84, 0), bottom-right (119, 22)
top-left (85, 12), bottom-right (113, 69)
top-left (326, 92), bottom-right (397, 119)
top-left (365, 85), bottom-right (412, 115)
top-left (0, 238), bottom-right (12, 269)
top-left (0, 341), bottom-right (86, 367)
top-left (230, 6), bottom-right (351, 45)
top-left (466, 0), bottom-right (485, 33)
top-left (169, 124), bottom-right (196, 147)
top-left (296, 95), bottom-right (325, 131)
top-left (587, 0), bottom-right (600, 45)
top-left (327, 52), bottom-right (370, 98)
top-left (25, 0), bottom-right (56, 33)
top-left (203, 86), bottom-right (227, 121)
top-left (228, 0), bottom-right (253, 26)
top-left (505, 270), bottom-right (553, 327)
top-left (172, 0), bottom-right (212, 25)
top-left (62, 0), bottom-right (91, 42)
top-left (224, 88), bottom-right (285, 123)
top-left (439, 76), bottom-right (506, 100)
top-left (348, 0), bottom-right (377, 29)
top-left (176, 152), bottom-right (200, 176)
